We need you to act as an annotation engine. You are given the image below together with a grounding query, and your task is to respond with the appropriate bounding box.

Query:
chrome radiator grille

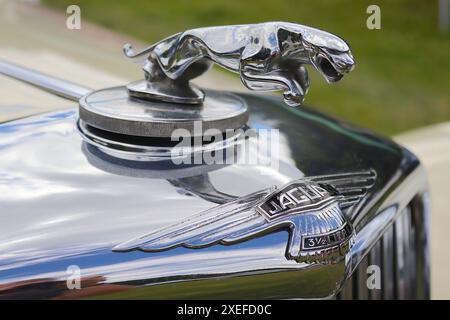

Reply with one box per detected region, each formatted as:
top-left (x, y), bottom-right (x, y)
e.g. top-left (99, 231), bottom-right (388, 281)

top-left (337, 197), bottom-right (430, 300)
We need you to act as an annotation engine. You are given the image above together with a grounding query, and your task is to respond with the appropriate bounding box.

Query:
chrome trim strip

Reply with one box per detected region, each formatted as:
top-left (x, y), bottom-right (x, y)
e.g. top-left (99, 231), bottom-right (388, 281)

top-left (0, 59), bottom-right (92, 101)
top-left (355, 255), bottom-right (369, 299)
top-left (369, 241), bottom-right (382, 299)
top-left (411, 193), bottom-right (431, 299)
top-left (394, 207), bottom-right (407, 299)
top-left (382, 224), bottom-right (395, 299)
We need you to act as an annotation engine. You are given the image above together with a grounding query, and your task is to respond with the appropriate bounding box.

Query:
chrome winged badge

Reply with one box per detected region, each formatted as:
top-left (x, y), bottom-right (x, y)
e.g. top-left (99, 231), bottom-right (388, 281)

top-left (113, 171), bottom-right (375, 263)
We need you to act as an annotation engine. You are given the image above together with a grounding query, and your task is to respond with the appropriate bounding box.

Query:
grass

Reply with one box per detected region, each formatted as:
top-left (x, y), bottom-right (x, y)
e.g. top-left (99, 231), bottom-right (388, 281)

top-left (43, 0), bottom-right (450, 135)
top-left (84, 264), bottom-right (344, 299)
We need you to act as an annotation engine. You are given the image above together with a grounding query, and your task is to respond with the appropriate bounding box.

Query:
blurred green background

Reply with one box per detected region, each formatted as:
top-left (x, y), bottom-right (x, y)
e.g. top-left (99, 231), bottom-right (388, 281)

top-left (43, 0), bottom-right (449, 135)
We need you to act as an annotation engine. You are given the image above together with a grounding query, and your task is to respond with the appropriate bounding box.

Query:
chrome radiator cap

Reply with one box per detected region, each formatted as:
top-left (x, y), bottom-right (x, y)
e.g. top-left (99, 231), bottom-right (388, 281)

top-left (79, 86), bottom-right (248, 138)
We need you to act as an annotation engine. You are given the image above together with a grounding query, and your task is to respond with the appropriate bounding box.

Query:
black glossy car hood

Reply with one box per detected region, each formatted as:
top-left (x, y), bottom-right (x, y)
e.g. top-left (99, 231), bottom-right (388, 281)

top-left (0, 92), bottom-right (422, 299)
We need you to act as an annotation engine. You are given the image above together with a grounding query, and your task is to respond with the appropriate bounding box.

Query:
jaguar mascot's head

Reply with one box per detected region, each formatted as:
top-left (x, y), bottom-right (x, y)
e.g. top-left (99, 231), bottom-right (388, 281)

top-left (299, 25), bottom-right (356, 83)
top-left (264, 23), bottom-right (356, 106)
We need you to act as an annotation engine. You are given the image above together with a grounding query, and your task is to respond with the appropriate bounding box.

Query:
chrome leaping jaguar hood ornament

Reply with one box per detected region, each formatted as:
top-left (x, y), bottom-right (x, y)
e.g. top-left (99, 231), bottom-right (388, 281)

top-left (123, 22), bottom-right (355, 106)
top-left (114, 171), bottom-right (375, 264)
top-left (77, 22), bottom-right (355, 141)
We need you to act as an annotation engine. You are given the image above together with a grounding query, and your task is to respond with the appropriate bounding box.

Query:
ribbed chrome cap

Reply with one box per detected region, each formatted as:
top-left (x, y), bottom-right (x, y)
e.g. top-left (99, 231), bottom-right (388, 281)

top-left (79, 86), bottom-right (248, 138)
